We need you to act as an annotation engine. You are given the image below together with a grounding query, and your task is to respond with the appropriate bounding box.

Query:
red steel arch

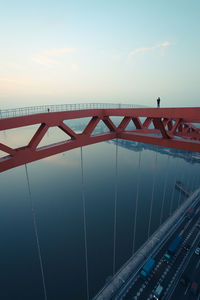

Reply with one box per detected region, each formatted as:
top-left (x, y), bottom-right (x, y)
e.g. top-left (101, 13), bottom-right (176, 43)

top-left (0, 107), bottom-right (200, 173)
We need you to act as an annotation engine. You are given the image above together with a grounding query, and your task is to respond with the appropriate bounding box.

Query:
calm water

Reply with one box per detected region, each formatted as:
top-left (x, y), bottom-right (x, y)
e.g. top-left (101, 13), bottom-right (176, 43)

top-left (0, 126), bottom-right (200, 300)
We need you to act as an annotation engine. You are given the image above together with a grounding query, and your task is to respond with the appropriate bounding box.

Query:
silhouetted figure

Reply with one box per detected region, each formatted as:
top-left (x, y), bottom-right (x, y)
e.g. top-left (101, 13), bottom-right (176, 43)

top-left (157, 97), bottom-right (160, 108)
top-left (48, 108), bottom-right (50, 112)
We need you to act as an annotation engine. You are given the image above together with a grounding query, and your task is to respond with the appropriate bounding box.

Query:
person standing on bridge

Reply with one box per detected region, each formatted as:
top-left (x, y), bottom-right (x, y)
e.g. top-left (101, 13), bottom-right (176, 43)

top-left (157, 97), bottom-right (160, 108)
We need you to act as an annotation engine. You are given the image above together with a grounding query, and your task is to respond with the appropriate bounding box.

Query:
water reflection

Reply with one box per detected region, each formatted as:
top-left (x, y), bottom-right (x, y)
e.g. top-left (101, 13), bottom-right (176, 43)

top-left (109, 139), bottom-right (200, 164)
top-left (0, 125), bottom-right (199, 300)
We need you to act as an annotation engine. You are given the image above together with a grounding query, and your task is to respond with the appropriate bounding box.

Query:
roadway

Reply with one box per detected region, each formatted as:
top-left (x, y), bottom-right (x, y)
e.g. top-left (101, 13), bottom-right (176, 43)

top-left (170, 226), bottom-right (200, 299)
top-left (116, 195), bottom-right (200, 300)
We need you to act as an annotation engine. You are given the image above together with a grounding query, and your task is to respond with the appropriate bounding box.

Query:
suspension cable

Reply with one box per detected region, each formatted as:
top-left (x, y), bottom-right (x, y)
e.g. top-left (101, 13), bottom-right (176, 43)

top-left (178, 154), bottom-right (192, 208)
top-left (185, 154), bottom-right (193, 194)
top-left (192, 169), bottom-right (198, 191)
top-left (191, 163), bottom-right (197, 191)
top-left (25, 164), bottom-right (47, 300)
top-left (177, 161), bottom-right (185, 207)
top-left (160, 155), bottom-right (170, 225)
top-left (185, 169), bottom-right (190, 197)
top-left (197, 175), bottom-right (200, 190)
top-left (169, 158), bottom-right (179, 216)
top-left (113, 139), bottom-right (118, 275)
top-left (147, 151), bottom-right (157, 239)
top-left (187, 154), bottom-right (195, 198)
top-left (132, 151), bottom-right (141, 254)
top-left (190, 174), bottom-right (195, 194)
top-left (80, 148), bottom-right (89, 300)
top-left (191, 175), bottom-right (195, 191)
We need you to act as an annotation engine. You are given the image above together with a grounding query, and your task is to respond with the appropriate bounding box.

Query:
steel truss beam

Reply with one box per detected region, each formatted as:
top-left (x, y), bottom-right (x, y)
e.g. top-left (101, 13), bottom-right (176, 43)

top-left (0, 107), bottom-right (200, 172)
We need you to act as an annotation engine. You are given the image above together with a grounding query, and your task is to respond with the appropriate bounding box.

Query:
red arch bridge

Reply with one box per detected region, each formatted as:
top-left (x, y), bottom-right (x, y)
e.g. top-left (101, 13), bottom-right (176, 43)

top-left (1, 103), bottom-right (200, 300)
top-left (0, 103), bottom-right (200, 173)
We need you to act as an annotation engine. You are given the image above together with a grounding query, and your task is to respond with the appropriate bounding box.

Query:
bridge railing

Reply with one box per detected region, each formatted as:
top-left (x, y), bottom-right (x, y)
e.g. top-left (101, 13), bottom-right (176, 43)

top-left (0, 103), bottom-right (136, 119)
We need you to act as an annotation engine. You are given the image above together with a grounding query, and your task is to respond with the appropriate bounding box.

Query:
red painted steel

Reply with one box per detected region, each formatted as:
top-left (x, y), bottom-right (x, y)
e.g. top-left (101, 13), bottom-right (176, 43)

top-left (0, 107), bottom-right (200, 172)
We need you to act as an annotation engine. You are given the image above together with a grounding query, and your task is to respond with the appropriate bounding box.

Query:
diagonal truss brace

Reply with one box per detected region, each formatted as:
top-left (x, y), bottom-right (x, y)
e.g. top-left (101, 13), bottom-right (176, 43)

top-left (0, 107), bottom-right (200, 172)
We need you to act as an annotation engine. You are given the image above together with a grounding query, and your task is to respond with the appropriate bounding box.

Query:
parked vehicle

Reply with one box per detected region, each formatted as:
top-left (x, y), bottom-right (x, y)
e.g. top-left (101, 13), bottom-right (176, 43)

top-left (190, 282), bottom-right (198, 294)
top-left (168, 236), bottom-right (182, 254)
top-left (140, 257), bottom-right (155, 280)
top-left (163, 253), bottom-right (171, 263)
top-left (164, 236), bottom-right (182, 263)
top-left (195, 247), bottom-right (200, 255)
top-left (153, 284), bottom-right (163, 300)
top-left (180, 277), bottom-right (189, 286)
top-left (186, 207), bottom-right (194, 219)
top-left (183, 244), bottom-right (190, 251)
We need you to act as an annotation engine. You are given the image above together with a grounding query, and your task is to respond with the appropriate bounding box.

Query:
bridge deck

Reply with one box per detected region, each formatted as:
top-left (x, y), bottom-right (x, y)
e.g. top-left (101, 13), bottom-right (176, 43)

top-left (93, 188), bottom-right (200, 300)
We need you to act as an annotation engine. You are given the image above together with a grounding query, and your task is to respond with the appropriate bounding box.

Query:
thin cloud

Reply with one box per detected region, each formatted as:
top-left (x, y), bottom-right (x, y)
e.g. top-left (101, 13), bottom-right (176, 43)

top-left (0, 77), bottom-right (25, 84)
top-left (32, 55), bottom-right (60, 66)
top-left (160, 41), bottom-right (170, 47)
top-left (129, 41), bottom-right (171, 56)
top-left (43, 48), bottom-right (76, 56)
top-left (0, 78), bottom-right (15, 82)
top-left (31, 47), bottom-right (77, 66)
top-left (3, 62), bottom-right (26, 71)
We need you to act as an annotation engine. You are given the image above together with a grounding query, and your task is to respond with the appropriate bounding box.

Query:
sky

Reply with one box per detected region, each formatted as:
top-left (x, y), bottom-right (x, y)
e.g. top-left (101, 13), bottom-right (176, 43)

top-left (0, 0), bottom-right (200, 109)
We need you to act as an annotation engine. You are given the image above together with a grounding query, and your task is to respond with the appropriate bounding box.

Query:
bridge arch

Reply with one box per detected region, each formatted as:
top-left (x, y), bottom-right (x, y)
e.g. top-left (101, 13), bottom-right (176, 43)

top-left (0, 104), bottom-right (200, 172)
